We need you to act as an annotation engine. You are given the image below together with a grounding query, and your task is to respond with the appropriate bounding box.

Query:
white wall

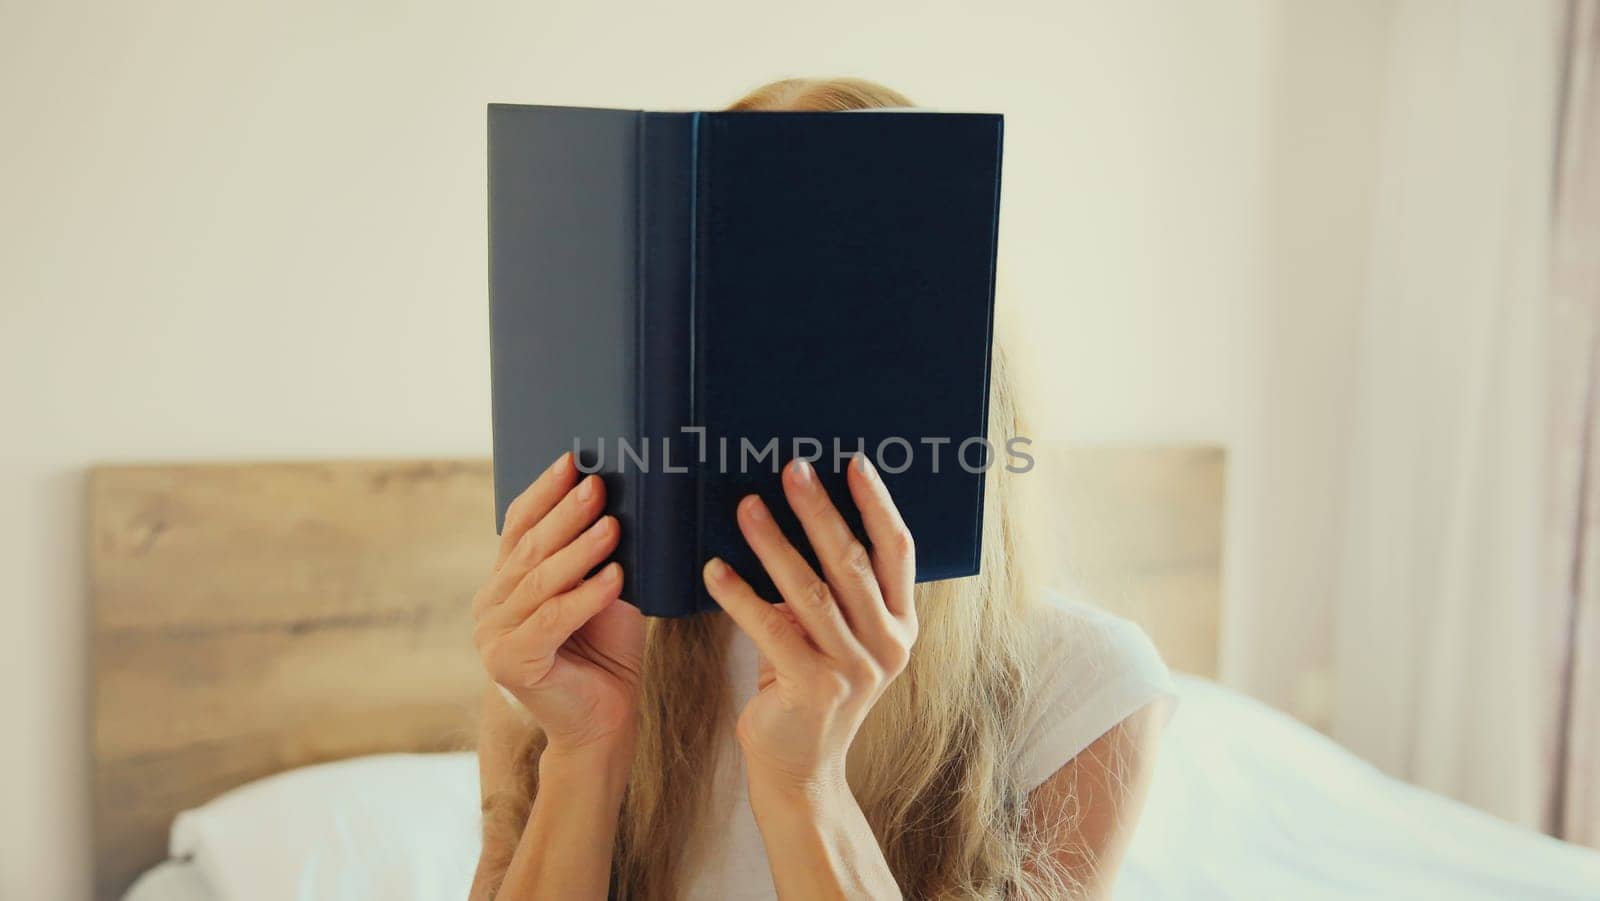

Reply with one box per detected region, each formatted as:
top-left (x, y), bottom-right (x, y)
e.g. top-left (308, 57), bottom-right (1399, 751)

top-left (0, 1), bottom-right (1279, 896)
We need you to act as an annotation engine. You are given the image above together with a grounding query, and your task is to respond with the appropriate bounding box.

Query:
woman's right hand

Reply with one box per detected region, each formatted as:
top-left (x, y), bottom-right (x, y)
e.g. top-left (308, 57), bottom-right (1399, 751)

top-left (472, 452), bottom-right (645, 755)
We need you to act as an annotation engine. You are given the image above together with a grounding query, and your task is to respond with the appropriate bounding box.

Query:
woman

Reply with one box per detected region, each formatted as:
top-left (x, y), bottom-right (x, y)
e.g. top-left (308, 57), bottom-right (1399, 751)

top-left (470, 77), bottom-right (1173, 900)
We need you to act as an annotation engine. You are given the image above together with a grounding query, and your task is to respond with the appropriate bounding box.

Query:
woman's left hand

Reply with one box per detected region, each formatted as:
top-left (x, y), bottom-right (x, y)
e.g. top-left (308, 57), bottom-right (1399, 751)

top-left (701, 453), bottom-right (918, 793)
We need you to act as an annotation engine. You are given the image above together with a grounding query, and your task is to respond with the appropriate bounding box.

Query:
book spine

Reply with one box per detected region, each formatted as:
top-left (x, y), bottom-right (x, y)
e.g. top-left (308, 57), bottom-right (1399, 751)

top-left (690, 112), bottom-right (713, 616)
top-left (635, 112), bottom-right (699, 617)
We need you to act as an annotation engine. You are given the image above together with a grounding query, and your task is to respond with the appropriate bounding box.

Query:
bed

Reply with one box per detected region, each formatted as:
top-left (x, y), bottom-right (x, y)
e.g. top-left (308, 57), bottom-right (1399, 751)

top-left (89, 449), bottom-right (1600, 899)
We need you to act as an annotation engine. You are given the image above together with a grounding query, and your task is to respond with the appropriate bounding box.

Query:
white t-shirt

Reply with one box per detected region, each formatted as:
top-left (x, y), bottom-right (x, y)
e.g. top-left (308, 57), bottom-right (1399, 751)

top-left (685, 593), bottom-right (1176, 900)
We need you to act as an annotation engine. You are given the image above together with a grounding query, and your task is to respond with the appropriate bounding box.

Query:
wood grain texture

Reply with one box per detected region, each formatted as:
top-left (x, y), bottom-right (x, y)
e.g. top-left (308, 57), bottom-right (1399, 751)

top-left (89, 461), bottom-right (496, 900)
top-left (1036, 445), bottom-right (1227, 678)
top-left (88, 448), bottom-right (1224, 898)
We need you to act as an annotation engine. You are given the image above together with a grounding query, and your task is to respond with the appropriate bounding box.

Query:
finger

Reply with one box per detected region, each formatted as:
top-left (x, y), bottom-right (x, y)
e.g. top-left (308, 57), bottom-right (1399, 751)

top-left (780, 458), bottom-right (889, 636)
top-left (845, 454), bottom-right (916, 621)
top-left (482, 515), bottom-right (619, 633)
top-left (702, 557), bottom-right (817, 674)
top-left (520, 471), bottom-right (607, 566)
top-left (476, 470), bottom-right (604, 617)
top-left (477, 538), bottom-right (544, 617)
top-left (735, 493), bottom-right (864, 662)
top-left (506, 562), bottom-right (624, 664)
top-left (495, 453), bottom-right (579, 570)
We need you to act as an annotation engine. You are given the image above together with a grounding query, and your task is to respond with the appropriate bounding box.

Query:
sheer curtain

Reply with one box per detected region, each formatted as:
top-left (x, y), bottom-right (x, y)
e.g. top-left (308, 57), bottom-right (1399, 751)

top-left (1329, 0), bottom-right (1563, 832)
top-left (1550, 0), bottom-right (1600, 847)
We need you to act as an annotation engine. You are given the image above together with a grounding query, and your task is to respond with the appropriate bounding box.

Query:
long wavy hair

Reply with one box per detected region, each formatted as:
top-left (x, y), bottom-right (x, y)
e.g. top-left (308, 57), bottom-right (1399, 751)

top-left (485, 76), bottom-right (1067, 899)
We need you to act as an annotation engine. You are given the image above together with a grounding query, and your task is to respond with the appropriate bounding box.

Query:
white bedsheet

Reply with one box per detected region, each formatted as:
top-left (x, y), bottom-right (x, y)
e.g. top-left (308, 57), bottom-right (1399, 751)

top-left (124, 860), bottom-right (218, 901)
top-left (125, 676), bottom-right (1600, 900)
top-left (1119, 677), bottom-right (1600, 899)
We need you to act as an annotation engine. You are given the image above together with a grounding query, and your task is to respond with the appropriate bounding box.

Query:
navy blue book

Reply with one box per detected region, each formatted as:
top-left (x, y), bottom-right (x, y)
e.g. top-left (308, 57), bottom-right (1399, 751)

top-left (488, 103), bottom-right (1004, 617)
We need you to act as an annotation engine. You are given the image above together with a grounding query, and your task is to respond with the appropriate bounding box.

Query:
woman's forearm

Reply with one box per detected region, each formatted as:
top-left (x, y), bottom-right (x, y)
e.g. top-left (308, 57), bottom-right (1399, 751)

top-left (495, 738), bottom-right (634, 899)
top-left (747, 770), bottom-right (902, 901)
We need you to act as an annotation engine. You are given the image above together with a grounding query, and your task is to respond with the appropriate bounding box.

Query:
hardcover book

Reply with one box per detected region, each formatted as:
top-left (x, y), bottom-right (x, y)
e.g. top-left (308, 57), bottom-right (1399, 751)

top-left (488, 103), bottom-right (1004, 617)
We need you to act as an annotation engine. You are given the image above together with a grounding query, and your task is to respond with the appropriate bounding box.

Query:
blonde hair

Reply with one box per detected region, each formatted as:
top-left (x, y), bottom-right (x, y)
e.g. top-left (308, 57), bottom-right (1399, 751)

top-left (491, 77), bottom-right (1065, 899)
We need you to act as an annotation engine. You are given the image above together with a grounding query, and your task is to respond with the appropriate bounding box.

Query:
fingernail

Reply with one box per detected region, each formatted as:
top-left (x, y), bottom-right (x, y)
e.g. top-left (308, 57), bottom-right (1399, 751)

top-left (591, 516), bottom-right (615, 542)
top-left (705, 558), bottom-right (729, 582)
top-left (791, 458), bottom-right (813, 485)
top-left (855, 453), bottom-right (875, 479)
top-left (545, 452), bottom-right (572, 480)
top-left (741, 495), bottom-right (768, 522)
top-left (600, 562), bottom-right (621, 584)
top-left (578, 475), bottom-right (597, 501)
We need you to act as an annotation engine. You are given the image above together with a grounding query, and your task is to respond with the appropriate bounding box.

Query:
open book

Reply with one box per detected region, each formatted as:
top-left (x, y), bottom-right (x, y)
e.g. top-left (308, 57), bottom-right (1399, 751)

top-left (488, 103), bottom-right (1004, 617)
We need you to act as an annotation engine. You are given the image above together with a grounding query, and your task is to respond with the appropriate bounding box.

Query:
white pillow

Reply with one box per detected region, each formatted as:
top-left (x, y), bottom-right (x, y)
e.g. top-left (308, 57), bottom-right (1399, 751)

top-left (169, 752), bottom-right (481, 901)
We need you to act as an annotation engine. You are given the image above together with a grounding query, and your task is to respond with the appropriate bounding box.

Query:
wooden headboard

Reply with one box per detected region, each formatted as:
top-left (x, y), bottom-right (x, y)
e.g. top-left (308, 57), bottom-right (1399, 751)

top-left (1038, 445), bottom-right (1226, 678)
top-left (88, 447), bottom-right (1224, 899)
